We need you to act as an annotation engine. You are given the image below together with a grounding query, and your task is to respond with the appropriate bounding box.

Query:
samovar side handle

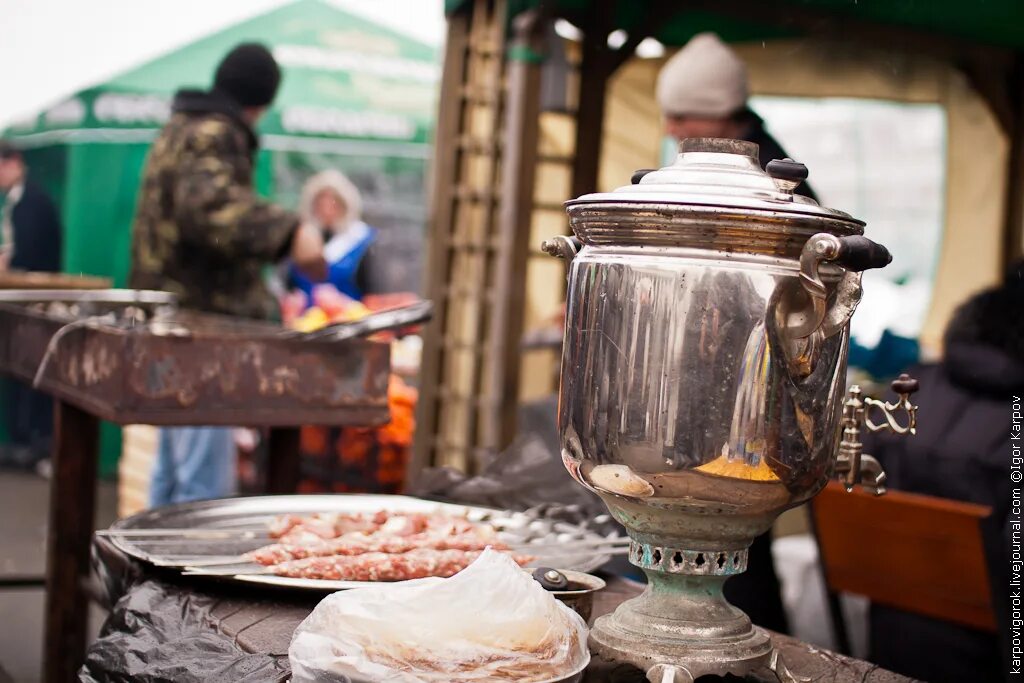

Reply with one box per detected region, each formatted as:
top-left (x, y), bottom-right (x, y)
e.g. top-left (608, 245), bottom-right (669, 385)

top-left (774, 233), bottom-right (890, 376)
top-left (791, 234), bottom-right (892, 341)
top-left (541, 235), bottom-right (582, 262)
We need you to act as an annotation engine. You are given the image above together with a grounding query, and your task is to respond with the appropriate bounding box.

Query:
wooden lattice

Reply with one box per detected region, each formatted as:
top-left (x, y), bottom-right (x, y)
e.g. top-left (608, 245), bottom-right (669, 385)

top-left (414, 2), bottom-right (619, 477)
top-left (414, 0), bottom-right (513, 474)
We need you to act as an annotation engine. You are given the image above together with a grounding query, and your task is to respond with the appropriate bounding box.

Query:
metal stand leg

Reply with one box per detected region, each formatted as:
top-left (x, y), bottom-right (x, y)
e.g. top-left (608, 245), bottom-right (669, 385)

top-left (646, 664), bottom-right (695, 683)
top-left (266, 427), bottom-right (302, 494)
top-left (44, 399), bottom-right (99, 683)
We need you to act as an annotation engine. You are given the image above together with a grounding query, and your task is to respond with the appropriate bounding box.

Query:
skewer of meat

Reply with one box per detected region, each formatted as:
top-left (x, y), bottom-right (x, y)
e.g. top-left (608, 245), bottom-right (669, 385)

top-left (270, 511), bottom-right (480, 544)
top-left (270, 548), bottom-right (534, 582)
top-left (268, 511), bottom-right (389, 540)
top-left (249, 532), bottom-right (505, 565)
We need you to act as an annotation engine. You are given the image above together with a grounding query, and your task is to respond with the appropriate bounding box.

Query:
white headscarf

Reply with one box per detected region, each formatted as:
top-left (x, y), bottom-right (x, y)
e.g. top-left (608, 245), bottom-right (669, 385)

top-left (299, 169), bottom-right (363, 234)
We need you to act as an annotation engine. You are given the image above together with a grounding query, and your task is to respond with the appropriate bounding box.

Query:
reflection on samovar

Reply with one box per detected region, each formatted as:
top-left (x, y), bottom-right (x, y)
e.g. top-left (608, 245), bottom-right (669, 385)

top-left (544, 138), bottom-right (919, 682)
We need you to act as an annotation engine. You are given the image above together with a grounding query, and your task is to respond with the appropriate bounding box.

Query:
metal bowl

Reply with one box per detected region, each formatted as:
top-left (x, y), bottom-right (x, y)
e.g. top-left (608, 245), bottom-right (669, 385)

top-left (544, 569), bottom-right (606, 624)
top-left (541, 652), bottom-right (591, 683)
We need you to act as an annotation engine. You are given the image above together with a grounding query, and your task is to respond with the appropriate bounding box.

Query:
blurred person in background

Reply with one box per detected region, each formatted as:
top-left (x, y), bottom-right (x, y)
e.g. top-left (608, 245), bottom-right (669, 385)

top-left (861, 261), bottom-right (1022, 683)
top-left (0, 141), bottom-right (63, 471)
top-left (285, 169), bottom-right (381, 305)
top-left (269, 170), bottom-right (422, 498)
top-left (654, 31), bottom-right (804, 634)
top-left (0, 141), bottom-right (62, 273)
top-left (656, 32), bottom-right (817, 203)
top-left (129, 42), bottom-right (326, 507)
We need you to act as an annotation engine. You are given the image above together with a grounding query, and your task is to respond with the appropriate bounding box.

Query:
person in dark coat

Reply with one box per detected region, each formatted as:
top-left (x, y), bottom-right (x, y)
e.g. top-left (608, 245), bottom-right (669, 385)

top-left (0, 141), bottom-right (63, 468)
top-left (0, 141), bottom-right (62, 272)
top-left (129, 45), bottom-right (325, 320)
top-left (861, 263), bottom-right (1022, 683)
top-left (653, 31), bottom-right (807, 635)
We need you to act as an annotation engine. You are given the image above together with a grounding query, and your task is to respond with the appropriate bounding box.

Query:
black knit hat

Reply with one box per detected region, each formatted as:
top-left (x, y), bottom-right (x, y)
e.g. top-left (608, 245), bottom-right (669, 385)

top-left (213, 43), bottom-right (281, 108)
top-left (0, 140), bottom-right (21, 160)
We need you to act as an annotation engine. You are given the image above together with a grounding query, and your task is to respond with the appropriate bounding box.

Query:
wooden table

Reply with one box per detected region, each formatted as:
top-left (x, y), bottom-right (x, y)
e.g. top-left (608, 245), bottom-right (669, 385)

top-left (82, 566), bottom-right (913, 683)
top-left (0, 271), bottom-right (112, 290)
top-left (0, 296), bottom-right (392, 683)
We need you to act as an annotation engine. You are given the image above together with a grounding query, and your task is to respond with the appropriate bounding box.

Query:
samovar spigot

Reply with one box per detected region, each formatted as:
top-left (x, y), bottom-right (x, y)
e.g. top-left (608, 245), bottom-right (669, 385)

top-left (835, 373), bottom-right (919, 494)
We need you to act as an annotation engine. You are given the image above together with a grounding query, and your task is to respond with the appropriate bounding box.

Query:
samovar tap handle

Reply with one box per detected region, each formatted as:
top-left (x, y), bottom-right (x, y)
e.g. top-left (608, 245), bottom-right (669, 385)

top-left (835, 374), bottom-right (919, 494)
top-left (865, 373), bottom-right (919, 435)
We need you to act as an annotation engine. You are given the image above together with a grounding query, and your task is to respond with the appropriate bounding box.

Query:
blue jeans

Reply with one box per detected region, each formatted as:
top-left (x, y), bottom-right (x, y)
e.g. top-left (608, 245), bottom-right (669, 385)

top-left (150, 426), bottom-right (236, 507)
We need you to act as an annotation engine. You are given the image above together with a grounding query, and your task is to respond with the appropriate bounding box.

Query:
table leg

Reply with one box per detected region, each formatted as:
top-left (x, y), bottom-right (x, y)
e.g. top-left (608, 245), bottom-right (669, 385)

top-left (266, 427), bottom-right (301, 494)
top-left (43, 399), bottom-right (99, 683)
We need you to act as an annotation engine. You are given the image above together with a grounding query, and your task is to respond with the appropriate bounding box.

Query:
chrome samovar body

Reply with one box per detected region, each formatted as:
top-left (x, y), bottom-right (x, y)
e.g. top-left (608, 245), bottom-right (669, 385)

top-left (545, 139), bottom-right (916, 682)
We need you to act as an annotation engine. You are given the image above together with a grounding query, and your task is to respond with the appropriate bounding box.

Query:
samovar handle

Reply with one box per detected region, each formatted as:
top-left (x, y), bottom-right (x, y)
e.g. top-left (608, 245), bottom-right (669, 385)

top-left (541, 235), bottom-right (582, 262)
top-left (773, 233), bottom-right (890, 376)
top-left (790, 233), bottom-right (891, 340)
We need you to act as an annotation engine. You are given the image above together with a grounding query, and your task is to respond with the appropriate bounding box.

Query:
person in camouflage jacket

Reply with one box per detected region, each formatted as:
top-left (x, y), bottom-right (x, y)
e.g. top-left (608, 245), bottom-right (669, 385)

top-left (135, 44), bottom-right (325, 507)
top-left (130, 44), bottom-right (323, 321)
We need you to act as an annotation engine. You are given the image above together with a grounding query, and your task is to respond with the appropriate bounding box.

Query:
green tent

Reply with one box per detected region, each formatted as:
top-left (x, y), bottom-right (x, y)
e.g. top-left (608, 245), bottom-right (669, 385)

top-left (446, 0), bottom-right (1024, 49)
top-left (2, 0), bottom-right (438, 475)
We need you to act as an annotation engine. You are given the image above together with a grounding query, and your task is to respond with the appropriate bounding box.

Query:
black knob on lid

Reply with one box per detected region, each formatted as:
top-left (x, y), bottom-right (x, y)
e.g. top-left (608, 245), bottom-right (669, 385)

top-left (532, 566), bottom-right (569, 590)
top-left (631, 169), bottom-right (657, 185)
top-left (766, 158), bottom-right (809, 183)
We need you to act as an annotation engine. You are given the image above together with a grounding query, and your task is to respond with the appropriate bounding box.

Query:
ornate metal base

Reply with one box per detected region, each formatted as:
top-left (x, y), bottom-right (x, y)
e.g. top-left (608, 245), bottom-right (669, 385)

top-left (591, 541), bottom-right (805, 683)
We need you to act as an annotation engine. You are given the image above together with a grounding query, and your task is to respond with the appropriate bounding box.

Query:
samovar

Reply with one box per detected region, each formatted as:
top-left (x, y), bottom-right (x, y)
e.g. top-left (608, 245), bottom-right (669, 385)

top-left (543, 138), bottom-right (918, 682)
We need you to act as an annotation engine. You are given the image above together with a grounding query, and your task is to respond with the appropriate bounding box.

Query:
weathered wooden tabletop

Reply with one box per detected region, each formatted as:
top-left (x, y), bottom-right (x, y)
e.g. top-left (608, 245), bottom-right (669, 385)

top-left (196, 575), bottom-right (912, 682)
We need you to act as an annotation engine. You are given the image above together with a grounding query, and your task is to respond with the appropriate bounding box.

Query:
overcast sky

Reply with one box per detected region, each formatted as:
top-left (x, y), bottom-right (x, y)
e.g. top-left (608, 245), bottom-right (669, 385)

top-left (0, 0), bottom-right (447, 128)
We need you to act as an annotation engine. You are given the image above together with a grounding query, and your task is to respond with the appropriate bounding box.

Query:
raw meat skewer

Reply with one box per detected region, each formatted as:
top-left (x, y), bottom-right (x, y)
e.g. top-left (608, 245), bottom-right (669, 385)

top-left (271, 548), bottom-right (534, 581)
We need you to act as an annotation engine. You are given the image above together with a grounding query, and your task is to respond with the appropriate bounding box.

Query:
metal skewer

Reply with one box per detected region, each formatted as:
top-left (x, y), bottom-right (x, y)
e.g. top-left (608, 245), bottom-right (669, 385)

top-left (181, 546), bottom-right (633, 579)
top-left (96, 528), bottom-right (267, 539)
top-left (149, 537), bottom-right (631, 570)
top-left (183, 565), bottom-right (275, 577)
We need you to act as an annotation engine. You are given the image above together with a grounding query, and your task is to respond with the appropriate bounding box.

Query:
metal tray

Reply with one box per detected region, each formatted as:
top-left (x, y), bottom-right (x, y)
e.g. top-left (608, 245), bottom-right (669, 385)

top-left (106, 494), bottom-right (617, 592)
top-left (0, 287), bottom-right (176, 306)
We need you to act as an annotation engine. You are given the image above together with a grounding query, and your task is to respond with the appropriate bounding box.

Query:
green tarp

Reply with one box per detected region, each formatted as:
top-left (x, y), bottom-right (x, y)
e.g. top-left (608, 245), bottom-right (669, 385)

top-left (2, 0), bottom-right (439, 476)
top-left (446, 0), bottom-right (1024, 50)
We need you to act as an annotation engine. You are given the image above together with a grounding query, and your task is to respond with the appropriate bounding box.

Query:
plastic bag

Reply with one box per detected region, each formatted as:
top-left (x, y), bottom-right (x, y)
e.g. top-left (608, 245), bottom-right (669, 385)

top-left (289, 549), bottom-right (590, 683)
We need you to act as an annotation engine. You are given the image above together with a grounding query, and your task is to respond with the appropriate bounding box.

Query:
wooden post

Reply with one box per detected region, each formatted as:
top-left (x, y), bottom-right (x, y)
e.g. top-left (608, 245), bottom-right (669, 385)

top-left (265, 427), bottom-right (302, 494)
top-left (44, 399), bottom-right (100, 683)
top-left (571, 13), bottom-right (614, 199)
top-left (410, 8), bottom-right (472, 480)
top-left (483, 10), bottom-right (546, 453)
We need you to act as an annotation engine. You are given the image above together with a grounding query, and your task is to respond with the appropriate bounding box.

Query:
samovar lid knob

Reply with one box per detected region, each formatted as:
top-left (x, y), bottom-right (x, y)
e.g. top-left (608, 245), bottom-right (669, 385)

top-left (631, 168), bottom-right (657, 184)
top-left (766, 157), bottom-right (809, 195)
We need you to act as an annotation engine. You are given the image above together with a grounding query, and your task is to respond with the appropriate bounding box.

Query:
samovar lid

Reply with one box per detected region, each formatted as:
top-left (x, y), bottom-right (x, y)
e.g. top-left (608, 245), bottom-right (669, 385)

top-left (565, 138), bottom-right (864, 233)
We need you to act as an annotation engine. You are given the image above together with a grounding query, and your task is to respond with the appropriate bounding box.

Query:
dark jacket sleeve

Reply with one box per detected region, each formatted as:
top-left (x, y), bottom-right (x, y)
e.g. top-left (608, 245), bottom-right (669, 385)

top-left (10, 185), bottom-right (63, 272)
top-left (171, 118), bottom-right (298, 260)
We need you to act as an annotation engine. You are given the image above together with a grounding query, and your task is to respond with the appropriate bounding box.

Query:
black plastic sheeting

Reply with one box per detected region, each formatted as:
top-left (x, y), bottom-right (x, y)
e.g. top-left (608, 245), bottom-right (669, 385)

top-left (80, 576), bottom-right (292, 683)
top-left (411, 397), bottom-right (621, 537)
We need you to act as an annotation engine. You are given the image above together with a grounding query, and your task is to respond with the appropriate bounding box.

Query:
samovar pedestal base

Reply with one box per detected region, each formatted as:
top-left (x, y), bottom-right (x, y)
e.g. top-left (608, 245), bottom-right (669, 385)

top-left (590, 543), bottom-right (804, 683)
